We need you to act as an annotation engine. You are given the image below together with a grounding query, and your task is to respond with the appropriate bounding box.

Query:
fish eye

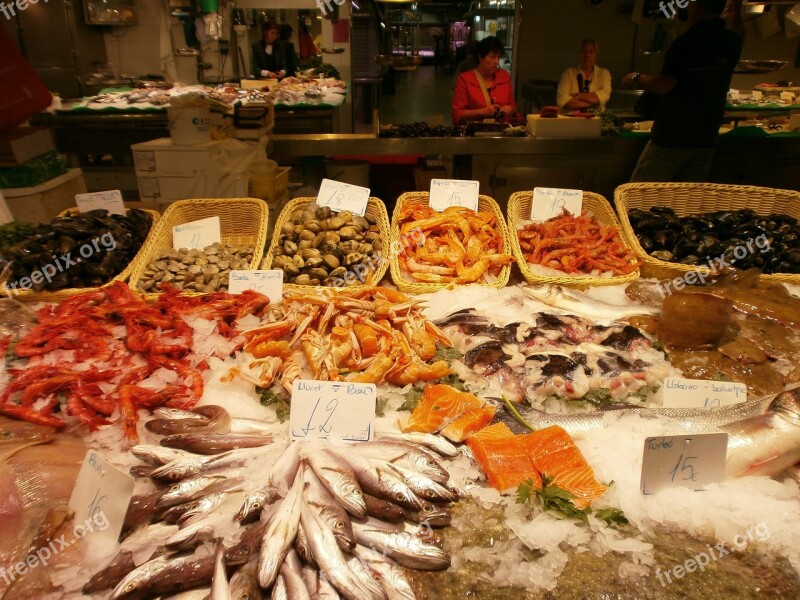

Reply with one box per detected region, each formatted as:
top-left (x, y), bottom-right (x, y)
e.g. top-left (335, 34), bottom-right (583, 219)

top-left (252, 501), bottom-right (261, 509)
top-left (125, 584), bottom-right (135, 592)
top-left (335, 522), bottom-right (345, 530)
top-left (395, 493), bottom-right (405, 501)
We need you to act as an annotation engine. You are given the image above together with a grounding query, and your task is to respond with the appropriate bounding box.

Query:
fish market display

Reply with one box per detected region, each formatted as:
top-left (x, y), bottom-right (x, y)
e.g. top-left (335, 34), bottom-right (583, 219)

top-left (395, 204), bottom-right (513, 284)
top-left (76, 406), bottom-right (458, 600)
top-left (270, 203), bottom-right (383, 287)
top-left (0, 282), bottom-right (268, 442)
top-left (238, 287), bottom-right (452, 389)
top-left (0, 209), bottom-right (153, 291)
top-left (517, 209), bottom-right (639, 276)
top-left (628, 207), bottom-right (799, 273)
top-left (135, 243), bottom-right (254, 293)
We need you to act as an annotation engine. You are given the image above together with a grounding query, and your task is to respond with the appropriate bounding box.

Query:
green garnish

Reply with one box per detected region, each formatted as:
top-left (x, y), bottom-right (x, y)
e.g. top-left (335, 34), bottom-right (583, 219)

top-left (257, 387), bottom-right (290, 423)
top-left (503, 395), bottom-right (536, 432)
top-left (376, 396), bottom-right (389, 417)
top-left (399, 387), bottom-right (424, 412)
top-left (516, 476), bottom-right (627, 527)
top-left (434, 347), bottom-right (462, 361)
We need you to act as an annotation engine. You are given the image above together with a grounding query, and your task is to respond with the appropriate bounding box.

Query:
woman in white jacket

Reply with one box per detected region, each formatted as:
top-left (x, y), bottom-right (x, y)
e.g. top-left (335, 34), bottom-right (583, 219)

top-left (557, 38), bottom-right (612, 111)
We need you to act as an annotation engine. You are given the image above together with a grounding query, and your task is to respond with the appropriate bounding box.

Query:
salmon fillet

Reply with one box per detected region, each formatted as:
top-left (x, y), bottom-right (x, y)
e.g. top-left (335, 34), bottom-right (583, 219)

top-left (467, 423), bottom-right (543, 491)
top-left (403, 384), bottom-right (484, 433)
top-left (440, 405), bottom-right (497, 442)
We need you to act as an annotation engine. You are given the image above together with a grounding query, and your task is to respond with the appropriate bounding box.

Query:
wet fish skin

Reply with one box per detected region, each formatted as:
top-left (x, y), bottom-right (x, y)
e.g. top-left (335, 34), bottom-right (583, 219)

top-left (404, 503), bottom-right (452, 528)
top-left (149, 456), bottom-right (206, 482)
top-left (272, 574), bottom-right (289, 600)
top-left (130, 465), bottom-right (157, 478)
top-left (351, 521), bottom-right (450, 571)
top-left (304, 464), bottom-right (356, 552)
top-left (257, 471), bottom-right (303, 588)
top-left (523, 284), bottom-right (659, 321)
top-left (363, 493), bottom-right (405, 523)
top-left (229, 558), bottom-right (261, 600)
top-left (336, 452), bottom-right (426, 511)
top-left (295, 521), bottom-right (314, 565)
top-left (131, 444), bottom-right (199, 466)
top-left (111, 554), bottom-right (215, 600)
top-left (723, 388), bottom-right (800, 478)
top-left (146, 405), bottom-right (232, 436)
top-left (236, 443), bottom-right (302, 523)
top-left (346, 554), bottom-right (387, 600)
top-left (156, 475), bottom-right (238, 510)
top-left (161, 433), bottom-right (273, 455)
top-left (300, 499), bottom-right (374, 600)
top-left (280, 549), bottom-right (312, 600)
top-left (153, 407), bottom-right (207, 421)
top-left (229, 416), bottom-right (277, 435)
top-left (384, 463), bottom-right (457, 503)
top-left (350, 442), bottom-right (450, 484)
top-left (225, 518), bottom-right (269, 566)
top-left (376, 431), bottom-right (458, 458)
top-left (165, 519), bottom-right (215, 551)
top-left (354, 546), bottom-right (416, 600)
top-left (177, 491), bottom-right (226, 527)
top-left (122, 489), bottom-right (164, 533)
top-left (497, 394), bottom-right (775, 438)
top-left (306, 449), bottom-right (367, 518)
top-left (211, 538), bottom-right (233, 600)
top-left (300, 564), bottom-right (340, 600)
top-left (82, 550), bottom-right (136, 594)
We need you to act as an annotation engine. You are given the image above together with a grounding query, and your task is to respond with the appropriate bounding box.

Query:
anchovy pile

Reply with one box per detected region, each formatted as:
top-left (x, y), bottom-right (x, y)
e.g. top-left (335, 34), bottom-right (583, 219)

top-left (84, 406), bottom-right (461, 600)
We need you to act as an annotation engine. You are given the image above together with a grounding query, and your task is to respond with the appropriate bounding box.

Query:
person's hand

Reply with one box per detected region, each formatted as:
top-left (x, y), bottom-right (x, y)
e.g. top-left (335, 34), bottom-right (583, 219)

top-left (499, 105), bottom-right (515, 116)
top-left (260, 69), bottom-right (277, 79)
top-left (622, 72), bottom-right (641, 89)
top-left (483, 105), bottom-right (499, 118)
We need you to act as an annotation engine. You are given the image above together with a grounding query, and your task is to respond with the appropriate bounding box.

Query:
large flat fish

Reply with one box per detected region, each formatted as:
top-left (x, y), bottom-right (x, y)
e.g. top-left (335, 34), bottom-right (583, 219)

top-left (523, 284), bottom-right (659, 321)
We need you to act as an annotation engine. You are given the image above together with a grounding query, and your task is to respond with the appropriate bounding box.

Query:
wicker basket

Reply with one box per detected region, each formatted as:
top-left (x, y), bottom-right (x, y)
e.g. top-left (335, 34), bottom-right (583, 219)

top-left (389, 192), bottom-right (512, 294)
top-left (615, 182), bottom-right (800, 283)
top-left (2, 207), bottom-right (160, 304)
top-left (507, 191), bottom-right (640, 287)
top-left (127, 197), bottom-right (269, 296)
top-left (262, 196), bottom-right (391, 293)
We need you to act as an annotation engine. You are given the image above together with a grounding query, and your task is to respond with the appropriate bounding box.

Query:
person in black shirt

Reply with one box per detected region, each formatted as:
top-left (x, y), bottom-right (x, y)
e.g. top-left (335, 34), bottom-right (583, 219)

top-left (252, 21), bottom-right (286, 79)
top-left (279, 23), bottom-right (299, 78)
top-left (623, 0), bottom-right (743, 182)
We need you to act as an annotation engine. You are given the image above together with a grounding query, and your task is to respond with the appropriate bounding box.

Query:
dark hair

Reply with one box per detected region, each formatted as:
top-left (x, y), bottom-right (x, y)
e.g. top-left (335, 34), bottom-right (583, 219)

top-left (261, 20), bottom-right (278, 33)
top-left (475, 36), bottom-right (505, 60)
top-left (697, 0), bottom-right (726, 14)
top-left (279, 23), bottom-right (293, 40)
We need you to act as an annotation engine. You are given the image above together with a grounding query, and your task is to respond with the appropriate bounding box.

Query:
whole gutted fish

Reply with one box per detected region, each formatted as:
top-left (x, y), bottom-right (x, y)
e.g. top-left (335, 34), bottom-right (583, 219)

top-left (300, 499), bottom-right (374, 600)
top-left (236, 442), bottom-right (302, 524)
top-left (165, 518), bottom-right (215, 550)
top-left (384, 463), bottom-right (457, 503)
top-left (82, 550), bottom-right (136, 594)
top-left (336, 452), bottom-right (425, 511)
top-left (304, 464), bottom-right (356, 551)
top-left (146, 405), bottom-right (232, 435)
top-left (723, 388), bottom-right (800, 478)
top-left (280, 549), bottom-right (312, 600)
top-left (161, 433), bottom-right (273, 455)
top-left (301, 563), bottom-right (340, 600)
top-left (376, 431), bottom-right (459, 458)
top-left (523, 284), bottom-right (659, 321)
top-left (404, 503), bottom-right (452, 528)
top-left (346, 554), bottom-right (386, 600)
top-left (228, 558), bottom-right (260, 600)
top-left (156, 475), bottom-right (239, 509)
top-left (257, 470), bottom-right (303, 588)
top-left (498, 394), bottom-right (775, 438)
top-left (306, 449), bottom-right (367, 518)
top-left (131, 444), bottom-right (199, 466)
top-left (211, 538), bottom-right (233, 600)
top-left (354, 546), bottom-right (417, 600)
top-left (351, 520), bottom-right (450, 571)
top-left (363, 493), bottom-right (405, 523)
top-left (350, 442), bottom-right (449, 485)
top-left (110, 552), bottom-right (216, 600)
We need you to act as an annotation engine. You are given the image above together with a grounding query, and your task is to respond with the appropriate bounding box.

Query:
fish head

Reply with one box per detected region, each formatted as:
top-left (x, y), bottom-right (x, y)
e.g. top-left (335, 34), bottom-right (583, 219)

top-left (110, 557), bottom-right (168, 600)
top-left (771, 388), bottom-right (800, 423)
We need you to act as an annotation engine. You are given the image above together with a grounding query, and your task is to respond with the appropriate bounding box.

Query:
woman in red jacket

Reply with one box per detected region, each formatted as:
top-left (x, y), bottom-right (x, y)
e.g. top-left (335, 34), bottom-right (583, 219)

top-left (451, 36), bottom-right (518, 124)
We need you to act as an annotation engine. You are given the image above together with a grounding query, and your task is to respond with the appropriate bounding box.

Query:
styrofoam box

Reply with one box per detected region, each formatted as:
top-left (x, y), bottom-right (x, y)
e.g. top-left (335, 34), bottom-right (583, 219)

top-left (526, 115), bottom-right (602, 138)
top-left (137, 175), bottom-right (248, 205)
top-left (2, 168), bottom-right (86, 223)
top-left (131, 138), bottom-right (228, 178)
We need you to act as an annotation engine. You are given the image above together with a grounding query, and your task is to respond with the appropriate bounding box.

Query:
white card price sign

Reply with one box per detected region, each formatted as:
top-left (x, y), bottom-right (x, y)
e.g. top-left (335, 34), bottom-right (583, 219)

top-left (68, 450), bottom-right (134, 554)
top-left (640, 433), bottom-right (728, 495)
top-left (429, 179), bottom-right (479, 212)
top-left (290, 380), bottom-right (376, 443)
top-left (172, 216), bottom-right (221, 250)
top-left (662, 377), bottom-right (747, 409)
top-left (317, 178), bottom-right (370, 217)
top-left (228, 269), bottom-right (283, 302)
top-left (753, 90), bottom-right (763, 100)
top-left (531, 187), bottom-right (583, 221)
top-left (780, 91), bottom-right (795, 102)
top-left (75, 190), bottom-right (126, 216)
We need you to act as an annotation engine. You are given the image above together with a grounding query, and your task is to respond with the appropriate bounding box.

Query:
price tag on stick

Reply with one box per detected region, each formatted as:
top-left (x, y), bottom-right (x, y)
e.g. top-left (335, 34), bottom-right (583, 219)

top-left (228, 269), bottom-right (283, 302)
top-left (429, 179), bottom-right (480, 212)
top-left (317, 178), bottom-right (370, 217)
top-left (640, 433), bottom-right (728, 495)
top-left (75, 190), bottom-right (126, 215)
top-left (531, 187), bottom-right (583, 221)
top-left (290, 380), bottom-right (376, 443)
top-left (68, 450), bottom-right (135, 555)
top-left (662, 377), bottom-right (747, 409)
top-left (172, 216), bottom-right (221, 250)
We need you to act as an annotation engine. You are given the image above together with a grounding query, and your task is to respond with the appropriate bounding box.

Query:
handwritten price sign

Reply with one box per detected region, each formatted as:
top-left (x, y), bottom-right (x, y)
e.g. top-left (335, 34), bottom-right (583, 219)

top-left (75, 190), bottom-right (126, 215)
top-left (662, 377), bottom-right (747, 409)
top-left (640, 433), bottom-right (728, 495)
top-left (68, 450), bottom-right (134, 552)
top-left (173, 216), bottom-right (221, 250)
top-left (429, 179), bottom-right (480, 212)
top-left (531, 187), bottom-right (583, 221)
top-left (317, 179), bottom-right (370, 217)
top-left (290, 380), bottom-right (376, 443)
top-left (228, 270), bottom-right (283, 302)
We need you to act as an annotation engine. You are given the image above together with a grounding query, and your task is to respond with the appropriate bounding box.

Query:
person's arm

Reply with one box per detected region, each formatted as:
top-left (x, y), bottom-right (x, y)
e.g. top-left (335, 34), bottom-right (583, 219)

top-left (563, 96), bottom-right (595, 110)
top-left (622, 72), bottom-right (676, 95)
top-left (595, 68), bottom-right (612, 106)
top-left (452, 73), bottom-right (496, 123)
top-left (556, 69), bottom-right (574, 109)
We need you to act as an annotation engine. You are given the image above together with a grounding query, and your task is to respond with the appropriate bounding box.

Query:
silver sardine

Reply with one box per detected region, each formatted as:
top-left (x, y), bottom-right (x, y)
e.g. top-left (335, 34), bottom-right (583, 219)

top-left (257, 470), bottom-right (303, 588)
top-left (304, 464), bottom-right (355, 552)
top-left (351, 521), bottom-right (450, 571)
top-left (376, 431), bottom-right (459, 458)
top-left (335, 452), bottom-right (425, 511)
top-left (280, 550), bottom-right (312, 600)
top-left (353, 547), bottom-right (416, 600)
top-left (211, 538), bottom-right (233, 600)
top-left (236, 443), bottom-right (302, 523)
top-left (306, 449), bottom-right (367, 518)
top-left (350, 442), bottom-right (450, 484)
top-left (228, 558), bottom-right (261, 600)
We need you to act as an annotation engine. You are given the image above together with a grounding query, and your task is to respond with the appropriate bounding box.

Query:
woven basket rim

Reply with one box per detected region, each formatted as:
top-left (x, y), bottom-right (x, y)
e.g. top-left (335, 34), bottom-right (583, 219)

top-left (263, 196), bottom-right (391, 293)
top-left (389, 192), bottom-right (512, 293)
top-left (127, 197), bottom-right (269, 295)
top-left (507, 190), bottom-right (640, 287)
